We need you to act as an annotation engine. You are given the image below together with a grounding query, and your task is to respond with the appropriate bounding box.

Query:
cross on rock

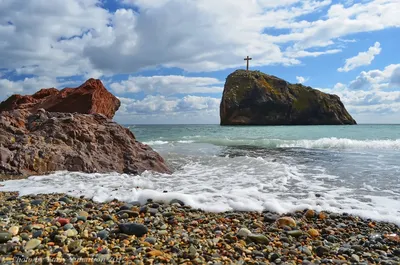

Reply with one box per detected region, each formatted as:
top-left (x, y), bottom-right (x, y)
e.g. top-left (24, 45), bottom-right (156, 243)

top-left (244, 56), bottom-right (252, 71)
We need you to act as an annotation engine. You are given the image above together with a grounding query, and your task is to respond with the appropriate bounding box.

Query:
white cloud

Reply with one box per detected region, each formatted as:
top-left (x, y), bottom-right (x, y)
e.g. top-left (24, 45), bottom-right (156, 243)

top-left (118, 95), bottom-right (220, 114)
top-left (285, 49), bottom-right (342, 59)
top-left (337, 38), bottom-right (357, 43)
top-left (121, 0), bottom-right (169, 9)
top-left (349, 64), bottom-right (400, 90)
top-left (338, 42), bottom-right (382, 72)
top-left (0, 0), bottom-right (399, 124)
top-left (0, 0), bottom-right (399, 79)
top-left (389, 66), bottom-right (400, 88)
top-left (333, 82), bottom-right (346, 90)
top-left (296, 76), bottom-right (309, 83)
top-left (0, 76), bottom-right (59, 100)
top-left (321, 64), bottom-right (400, 123)
top-left (110, 75), bottom-right (223, 95)
top-left (0, 0), bottom-right (110, 78)
top-left (115, 95), bottom-right (220, 124)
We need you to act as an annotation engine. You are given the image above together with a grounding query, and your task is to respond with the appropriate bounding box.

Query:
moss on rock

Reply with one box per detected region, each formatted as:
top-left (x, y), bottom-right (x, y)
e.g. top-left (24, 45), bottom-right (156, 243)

top-left (220, 70), bottom-right (357, 125)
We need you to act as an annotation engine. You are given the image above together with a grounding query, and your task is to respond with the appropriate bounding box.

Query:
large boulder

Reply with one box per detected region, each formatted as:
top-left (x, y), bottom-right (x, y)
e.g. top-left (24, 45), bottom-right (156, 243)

top-left (220, 70), bottom-right (356, 125)
top-left (0, 109), bottom-right (171, 176)
top-left (0, 79), bottom-right (120, 119)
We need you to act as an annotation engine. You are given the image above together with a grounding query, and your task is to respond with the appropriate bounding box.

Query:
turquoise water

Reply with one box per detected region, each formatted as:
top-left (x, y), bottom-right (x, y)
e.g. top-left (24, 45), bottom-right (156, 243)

top-left (128, 124), bottom-right (400, 223)
top-left (1, 124), bottom-right (399, 224)
top-left (131, 124), bottom-right (400, 142)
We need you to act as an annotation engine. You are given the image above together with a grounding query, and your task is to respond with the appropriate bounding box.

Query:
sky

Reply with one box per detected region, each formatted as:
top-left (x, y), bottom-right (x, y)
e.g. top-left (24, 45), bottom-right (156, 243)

top-left (0, 0), bottom-right (399, 124)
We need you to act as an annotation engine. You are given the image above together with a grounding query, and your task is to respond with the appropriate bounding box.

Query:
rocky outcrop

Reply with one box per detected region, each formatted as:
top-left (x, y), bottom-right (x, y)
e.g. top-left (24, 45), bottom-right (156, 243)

top-left (0, 79), bottom-right (171, 177)
top-left (0, 79), bottom-right (120, 119)
top-left (220, 70), bottom-right (356, 125)
top-left (0, 109), bottom-right (171, 176)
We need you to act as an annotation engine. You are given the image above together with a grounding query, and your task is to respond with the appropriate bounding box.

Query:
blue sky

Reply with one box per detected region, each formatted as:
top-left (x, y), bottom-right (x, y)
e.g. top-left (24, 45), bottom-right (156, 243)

top-left (0, 0), bottom-right (399, 124)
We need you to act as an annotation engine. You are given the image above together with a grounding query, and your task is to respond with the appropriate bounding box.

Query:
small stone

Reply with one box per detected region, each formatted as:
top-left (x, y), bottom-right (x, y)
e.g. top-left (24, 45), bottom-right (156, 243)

top-left (58, 197), bottom-right (72, 204)
top-left (327, 235), bottom-right (338, 243)
top-left (102, 214), bottom-right (113, 221)
top-left (276, 217), bottom-right (296, 227)
top-left (158, 230), bottom-right (168, 235)
top-left (117, 210), bottom-right (139, 218)
top-left (32, 230), bottom-right (43, 238)
top-left (82, 230), bottom-right (89, 238)
top-left (56, 217), bottom-right (70, 226)
top-left (150, 203), bottom-right (160, 209)
top-left (299, 246), bottom-right (312, 256)
top-left (170, 199), bottom-right (185, 206)
top-left (138, 206), bottom-right (147, 214)
top-left (0, 232), bottom-right (11, 243)
top-left (148, 208), bottom-right (158, 216)
top-left (54, 235), bottom-right (67, 243)
top-left (78, 211), bottom-right (89, 218)
top-left (120, 204), bottom-right (133, 211)
top-left (25, 239), bottom-right (41, 250)
top-left (20, 233), bottom-right (30, 241)
top-left (118, 223), bottom-right (148, 237)
top-left (65, 229), bottom-right (78, 237)
top-left (31, 224), bottom-right (44, 230)
top-left (0, 244), bottom-right (7, 255)
top-left (97, 230), bottom-right (109, 240)
top-left (77, 216), bottom-right (87, 222)
top-left (30, 199), bottom-right (43, 206)
top-left (8, 226), bottom-right (19, 236)
top-left (248, 234), bottom-right (270, 244)
top-left (68, 240), bottom-right (82, 253)
top-left (351, 254), bottom-right (360, 263)
top-left (318, 212), bottom-right (328, 220)
top-left (63, 223), bottom-right (74, 230)
top-left (145, 237), bottom-right (156, 244)
top-left (264, 212), bottom-right (280, 223)
top-left (269, 252), bottom-right (281, 262)
top-left (315, 246), bottom-right (330, 257)
top-left (237, 228), bottom-right (252, 238)
top-left (307, 229), bottom-right (320, 238)
top-left (304, 209), bottom-right (315, 219)
top-left (287, 230), bottom-right (303, 237)
top-left (147, 250), bottom-right (163, 257)
top-left (189, 245), bottom-right (197, 257)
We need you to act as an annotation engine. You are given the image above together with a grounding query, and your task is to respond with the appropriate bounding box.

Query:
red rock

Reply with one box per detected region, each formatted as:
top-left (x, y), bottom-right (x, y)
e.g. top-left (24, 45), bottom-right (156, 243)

top-left (0, 110), bottom-right (172, 176)
top-left (55, 217), bottom-right (70, 226)
top-left (0, 79), bottom-right (171, 176)
top-left (0, 79), bottom-right (120, 119)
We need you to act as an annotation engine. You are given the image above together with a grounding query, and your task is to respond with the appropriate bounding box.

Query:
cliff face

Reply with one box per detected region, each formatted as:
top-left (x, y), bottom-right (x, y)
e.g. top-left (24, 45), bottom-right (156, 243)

top-left (220, 70), bottom-right (356, 125)
top-left (0, 78), bottom-right (121, 119)
top-left (0, 110), bottom-right (172, 176)
top-left (0, 79), bottom-right (171, 177)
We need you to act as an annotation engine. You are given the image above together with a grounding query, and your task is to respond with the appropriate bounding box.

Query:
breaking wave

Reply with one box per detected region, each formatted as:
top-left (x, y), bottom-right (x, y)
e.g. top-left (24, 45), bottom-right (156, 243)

top-left (145, 137), bottom-right (400, 150)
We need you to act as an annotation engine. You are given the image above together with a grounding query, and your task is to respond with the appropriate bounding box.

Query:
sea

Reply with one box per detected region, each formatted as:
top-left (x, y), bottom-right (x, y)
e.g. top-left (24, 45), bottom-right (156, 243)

top-left (1, 124), bottom-right (400, 225)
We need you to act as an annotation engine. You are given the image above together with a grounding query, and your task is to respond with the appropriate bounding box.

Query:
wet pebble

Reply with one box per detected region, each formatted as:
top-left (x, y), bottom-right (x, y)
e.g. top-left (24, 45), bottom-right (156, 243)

top-left (118, 223), bottom-right (148, 237)
top-left (0, 232), bottom-right (11, 243)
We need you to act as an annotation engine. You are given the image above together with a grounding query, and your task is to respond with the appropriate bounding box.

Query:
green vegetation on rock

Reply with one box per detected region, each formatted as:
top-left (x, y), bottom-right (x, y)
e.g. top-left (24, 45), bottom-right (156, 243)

top-left (220, 69), bottom-right (357, 125)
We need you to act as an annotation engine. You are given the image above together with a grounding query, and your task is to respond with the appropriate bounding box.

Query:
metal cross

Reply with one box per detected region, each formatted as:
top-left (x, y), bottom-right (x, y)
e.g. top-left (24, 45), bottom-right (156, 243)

top-left (244, 56), bottom-right (252, 71)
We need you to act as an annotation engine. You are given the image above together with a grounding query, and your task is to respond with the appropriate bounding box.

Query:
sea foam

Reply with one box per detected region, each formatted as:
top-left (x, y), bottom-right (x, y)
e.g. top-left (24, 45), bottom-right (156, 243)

top-left (145, 137), bottom-right (400, 150)
top-left (1, 154), bottom-right (399, 225)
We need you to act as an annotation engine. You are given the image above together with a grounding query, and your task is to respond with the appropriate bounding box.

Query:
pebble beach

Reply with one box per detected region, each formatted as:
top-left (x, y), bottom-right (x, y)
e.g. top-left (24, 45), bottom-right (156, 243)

top-left (0, 191), bottom-right (399, 265)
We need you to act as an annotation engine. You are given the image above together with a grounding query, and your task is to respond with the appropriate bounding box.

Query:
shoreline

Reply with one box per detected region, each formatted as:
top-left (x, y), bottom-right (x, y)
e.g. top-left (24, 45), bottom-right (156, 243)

top-left (0, 192), bottom-right (399, 264)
